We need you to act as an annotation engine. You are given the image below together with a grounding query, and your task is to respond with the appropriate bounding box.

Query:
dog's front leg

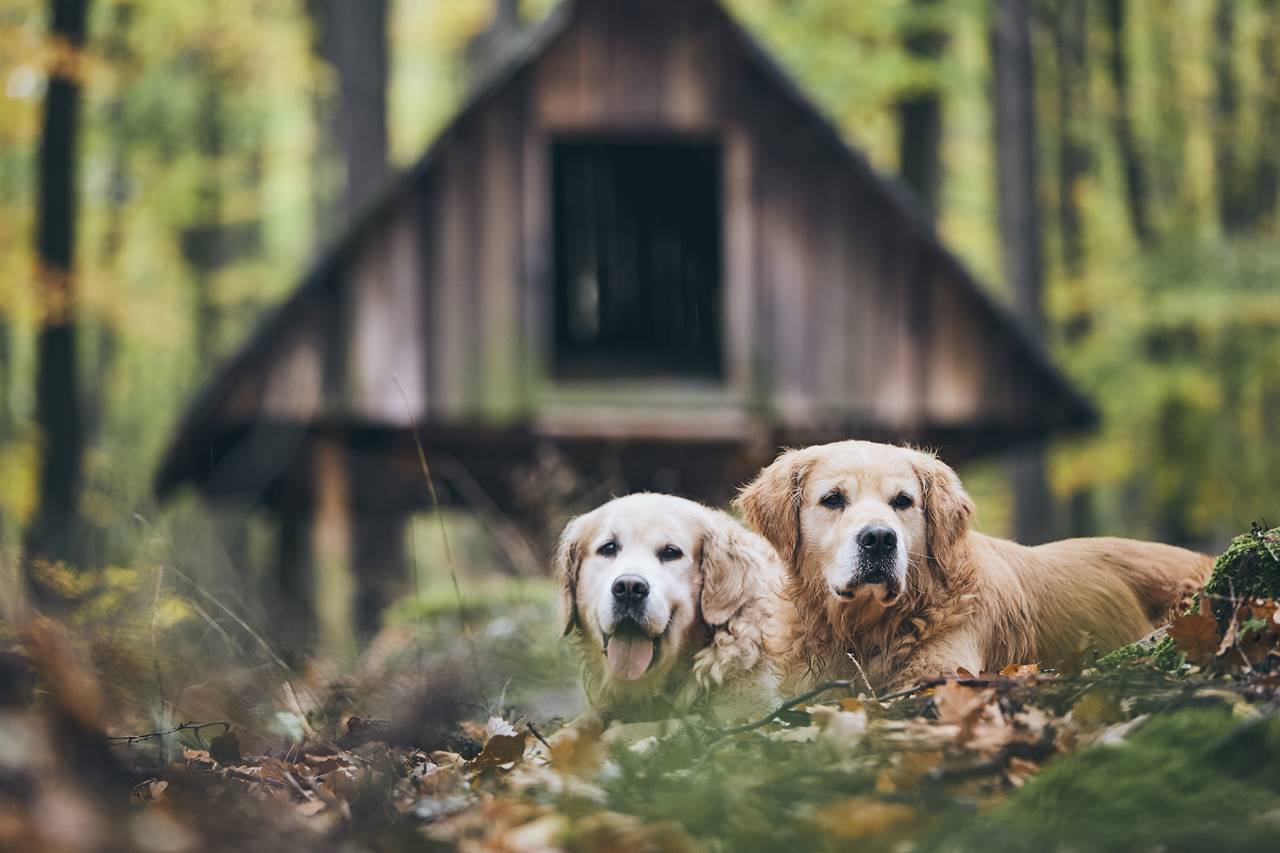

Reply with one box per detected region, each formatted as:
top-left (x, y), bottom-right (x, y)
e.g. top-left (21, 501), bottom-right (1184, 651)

top-left (893, 631), bottom-right (984, 689)
top-left (547, 710), bottom-right (606, 749)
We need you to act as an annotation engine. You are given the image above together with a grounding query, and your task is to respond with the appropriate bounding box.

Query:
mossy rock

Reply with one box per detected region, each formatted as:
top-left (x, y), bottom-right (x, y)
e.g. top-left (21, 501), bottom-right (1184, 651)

top-left (1100, 525), bottom-right (1280, 668)
top-left (1204, 524), bottom-right (1280, 603)
top-left (936, 708), bottom-right (1280, 852)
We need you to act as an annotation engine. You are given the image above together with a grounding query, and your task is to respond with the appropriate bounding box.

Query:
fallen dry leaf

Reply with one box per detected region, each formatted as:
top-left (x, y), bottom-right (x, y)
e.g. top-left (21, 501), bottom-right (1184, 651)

top-left (999, 663), bottom-right (1040, 678)
top-left (932, 682), bottom-right (988, 727)
top-left (135, 779), bottom-right (168, 803)
top-left (933, 681), bottom-right (1001, 743)
top-left (182, 748), bottom-right (216, 771)
top-left (473, 716), bottom-right (528, 769)
top-left (1168, 612), bottom-right (1220, 664)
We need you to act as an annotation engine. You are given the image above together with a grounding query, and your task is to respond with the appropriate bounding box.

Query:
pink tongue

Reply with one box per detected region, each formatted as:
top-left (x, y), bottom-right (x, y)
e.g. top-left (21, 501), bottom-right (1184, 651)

top-left (606, 630), bottom-right (655, 681)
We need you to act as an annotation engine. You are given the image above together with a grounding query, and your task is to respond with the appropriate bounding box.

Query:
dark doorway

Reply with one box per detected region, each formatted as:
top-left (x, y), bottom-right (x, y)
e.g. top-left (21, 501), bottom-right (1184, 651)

top-left (552, 137), bottom-right (722, 379)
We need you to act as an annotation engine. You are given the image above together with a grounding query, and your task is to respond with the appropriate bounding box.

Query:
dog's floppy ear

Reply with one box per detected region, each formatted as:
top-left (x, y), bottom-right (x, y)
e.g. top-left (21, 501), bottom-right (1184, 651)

top-left (553, 513), bottom-right (592, 637)
top-left (914, 451), bottom-right (975, 570)
top-left (734, 448), bottom-right (812, 561)
top-left (698, 511), bottom-right (773, 626)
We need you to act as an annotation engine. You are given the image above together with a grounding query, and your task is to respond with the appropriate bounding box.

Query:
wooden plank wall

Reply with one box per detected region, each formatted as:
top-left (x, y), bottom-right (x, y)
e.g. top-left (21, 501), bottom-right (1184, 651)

top-left (233, 0), bottom-right (1046, 443)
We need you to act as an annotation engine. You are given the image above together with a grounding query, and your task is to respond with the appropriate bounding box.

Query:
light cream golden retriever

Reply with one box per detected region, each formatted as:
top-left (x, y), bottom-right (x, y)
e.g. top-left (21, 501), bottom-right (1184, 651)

top-left (555, 493), bottom-right (781, 723)
top-left (736, 440), bottom-right (1214, 691)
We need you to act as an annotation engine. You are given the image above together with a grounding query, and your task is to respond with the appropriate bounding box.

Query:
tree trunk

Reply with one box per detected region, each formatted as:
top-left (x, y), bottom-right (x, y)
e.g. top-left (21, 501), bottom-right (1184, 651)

top-left (1252, 0), bottom-right (1280, 225)
top-left (192, 82), bottom-right (223, 369)
top-left (1211, 0), bottom-right (1247, 233)
top-left (27, 0), bottom-right (89, 572)
top-left (88, 0), bottom-right (130, 441)
top-left (896, 0), bottom-right (947, 215)
top-left (992, 0), bottom-right (1052, 544)
top-left (1053, 0), bottom-right (1087, 278)
top-left (1054, 0), bottom-right (1092, 536)
top-left (310, 0), bottom-right (389, 216)
top-left (1102, 0), bottom-right (1152, 246)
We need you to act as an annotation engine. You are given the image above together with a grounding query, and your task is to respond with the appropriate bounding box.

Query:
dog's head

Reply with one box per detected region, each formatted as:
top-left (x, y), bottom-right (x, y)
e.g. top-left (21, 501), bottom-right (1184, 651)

top-left (555, 493), bottom-right (771, 688)
top-left (736, 441), bottom-right (974, 610)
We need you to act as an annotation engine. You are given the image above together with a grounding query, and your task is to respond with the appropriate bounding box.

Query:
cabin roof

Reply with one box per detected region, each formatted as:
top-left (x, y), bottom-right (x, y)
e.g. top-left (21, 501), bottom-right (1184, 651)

top-left (154, 0), bottom-right (1096, 498)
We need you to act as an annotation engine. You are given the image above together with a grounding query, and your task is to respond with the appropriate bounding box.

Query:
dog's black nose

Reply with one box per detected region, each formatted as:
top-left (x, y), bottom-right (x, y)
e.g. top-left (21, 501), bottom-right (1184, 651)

top-left (857, 525), bottom-right (897, 557)
top-left (611, 575), bottom-right (649, 604)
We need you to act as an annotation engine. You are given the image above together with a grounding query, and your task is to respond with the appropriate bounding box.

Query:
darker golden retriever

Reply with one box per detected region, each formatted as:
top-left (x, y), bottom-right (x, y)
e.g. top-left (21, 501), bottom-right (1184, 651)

top-left (736, 440), bottom-right (1213, 691)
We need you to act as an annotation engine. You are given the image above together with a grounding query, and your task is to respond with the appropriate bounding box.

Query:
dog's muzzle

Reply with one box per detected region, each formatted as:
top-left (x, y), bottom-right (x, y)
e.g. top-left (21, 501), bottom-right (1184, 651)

top-left (833, 525), bottom-right (901, 599)
top-left (602, 574), bottom-right (664, 681)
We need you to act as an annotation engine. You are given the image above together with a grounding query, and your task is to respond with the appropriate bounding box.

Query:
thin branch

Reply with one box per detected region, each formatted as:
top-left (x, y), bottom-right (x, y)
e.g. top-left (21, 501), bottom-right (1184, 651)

top-left (715, 675), bottom-right (1008, 740)
top-left (845, 652), bottom-right (878, 701)
top-left (108, 720), bottom-right (230, 746)
top-left (878, 676), bottom-right (1008, 702)
top-left (526, 721), bottom-right (552, 751)
top-left (392, 372), bottom-right (486, 697)
top-left (715, 681), bottom-right (854, 737)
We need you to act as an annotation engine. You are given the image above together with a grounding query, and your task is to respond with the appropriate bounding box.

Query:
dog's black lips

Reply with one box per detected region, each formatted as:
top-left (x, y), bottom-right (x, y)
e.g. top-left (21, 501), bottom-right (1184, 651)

top-left (834, 566), bottom-right (899, 599)
top-left (862, 567), bottom-right (889, 585)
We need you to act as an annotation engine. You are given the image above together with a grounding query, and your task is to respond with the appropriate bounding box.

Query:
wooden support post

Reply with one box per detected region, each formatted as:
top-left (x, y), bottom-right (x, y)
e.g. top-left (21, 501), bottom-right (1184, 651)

top-left (311, 435), bottom-right (356, 656)
top-left (354, 511), bottom-right (409, 636)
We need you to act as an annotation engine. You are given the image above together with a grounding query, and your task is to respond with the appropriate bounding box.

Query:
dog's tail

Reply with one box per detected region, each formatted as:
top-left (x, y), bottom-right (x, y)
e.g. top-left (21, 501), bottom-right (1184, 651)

top-left (1112, 540), bottom-right (1215, 622)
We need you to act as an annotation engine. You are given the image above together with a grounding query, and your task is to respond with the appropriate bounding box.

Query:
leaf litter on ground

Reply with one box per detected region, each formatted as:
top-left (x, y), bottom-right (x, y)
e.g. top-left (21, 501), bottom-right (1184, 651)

top-left (11, 536), bottom-right (1280, 851)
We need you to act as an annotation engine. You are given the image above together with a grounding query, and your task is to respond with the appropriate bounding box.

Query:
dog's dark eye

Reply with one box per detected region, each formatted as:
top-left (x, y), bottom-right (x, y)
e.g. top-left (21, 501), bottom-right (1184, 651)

top-left (890, 493), bottom-right (914, 510)
top-left (658, 544), bottom-right (683, 562)
top-left (820, 491), bottom-right (845, 510)
top-left (597, 540), bottom-right (619, 557)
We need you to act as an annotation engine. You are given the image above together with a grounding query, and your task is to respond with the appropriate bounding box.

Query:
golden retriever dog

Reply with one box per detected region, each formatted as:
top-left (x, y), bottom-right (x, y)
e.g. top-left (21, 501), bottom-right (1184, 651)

top-left (555, 493), bottom-right (782, 724)
top-left (736, 440), bottom-right (1214, 691)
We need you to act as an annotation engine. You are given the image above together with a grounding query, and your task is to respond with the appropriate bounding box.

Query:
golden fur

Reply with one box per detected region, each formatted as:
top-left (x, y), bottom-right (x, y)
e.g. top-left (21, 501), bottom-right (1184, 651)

top-left (736, 441), bottom-right (1214, 691)
top-left (555, 493), bottom-right (782, 723)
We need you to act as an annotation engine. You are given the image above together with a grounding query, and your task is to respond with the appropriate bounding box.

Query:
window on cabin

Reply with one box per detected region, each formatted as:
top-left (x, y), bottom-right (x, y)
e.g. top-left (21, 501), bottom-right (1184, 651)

top-left (552, 138), bottom-right (722, 380)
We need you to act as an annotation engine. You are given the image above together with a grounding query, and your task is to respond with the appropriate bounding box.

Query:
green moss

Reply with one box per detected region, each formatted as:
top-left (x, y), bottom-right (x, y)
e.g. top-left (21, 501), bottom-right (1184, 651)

top-left (1151, 635), bottom-right (1182, 670)
top-left (1204, 525), bottom-right (1280, 602)
top-left (1098, 632), bottom-right (1167, 668)
top-left (1097, 633), bottom-right (1181, 671)
top-left (937, 708), bottom-right (1280, 852)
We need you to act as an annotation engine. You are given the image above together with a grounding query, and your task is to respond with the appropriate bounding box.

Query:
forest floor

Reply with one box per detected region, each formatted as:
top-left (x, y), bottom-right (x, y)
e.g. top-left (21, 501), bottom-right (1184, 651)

top-left (5, 528), bottom-right (1280, 852)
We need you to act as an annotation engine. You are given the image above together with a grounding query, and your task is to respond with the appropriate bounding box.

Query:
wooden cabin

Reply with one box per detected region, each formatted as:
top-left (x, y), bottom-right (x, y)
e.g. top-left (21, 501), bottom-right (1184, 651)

top-left (155, 0), bottom-right (1095, 638)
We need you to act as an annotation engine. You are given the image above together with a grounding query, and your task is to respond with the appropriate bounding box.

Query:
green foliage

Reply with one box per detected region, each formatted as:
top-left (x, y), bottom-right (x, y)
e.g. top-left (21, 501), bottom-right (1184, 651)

top-left (950, 708), bottom-right (1280, 852)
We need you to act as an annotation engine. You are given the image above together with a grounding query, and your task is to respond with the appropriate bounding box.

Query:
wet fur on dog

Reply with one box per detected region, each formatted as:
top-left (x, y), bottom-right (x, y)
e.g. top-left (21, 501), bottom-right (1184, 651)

top-left (736, 440), bottom-right (1214, 691)
top-left (556, 493), bottom-right (781, 723)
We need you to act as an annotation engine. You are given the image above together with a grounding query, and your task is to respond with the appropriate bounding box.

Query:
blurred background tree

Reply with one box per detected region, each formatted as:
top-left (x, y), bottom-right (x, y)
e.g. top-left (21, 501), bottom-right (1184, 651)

top-left (0, 0), bottom-right (1277, 580)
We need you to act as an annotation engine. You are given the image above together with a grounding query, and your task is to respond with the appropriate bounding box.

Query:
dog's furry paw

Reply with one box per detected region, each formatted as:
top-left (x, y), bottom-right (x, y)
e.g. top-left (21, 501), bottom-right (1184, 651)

top-left (692, 646), bottom-right (725, 688)
top-left (692, 634), bottom-right (761, 689)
